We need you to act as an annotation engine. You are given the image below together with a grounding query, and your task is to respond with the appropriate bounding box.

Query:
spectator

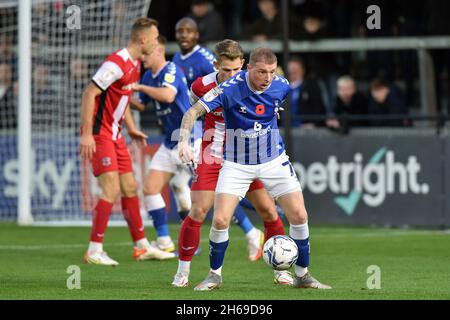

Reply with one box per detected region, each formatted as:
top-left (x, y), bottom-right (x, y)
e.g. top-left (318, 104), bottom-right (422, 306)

top-left (241, 0), bottom-right (301, 42)
top-left (32, 64), bottom-right (61, 128)
top-left (355, 0), bottom-right (397, 81)
top-left (368, 78), bottom-right (410, 127)
top-left (328, 75), bottom-right (369, 131)
top-left (0, 62), bottom-right (16, 130)
top-left (286, 56), bottom-right (327, 128)
top-left (295, 8), bottom-right (337, 111)
top-left (188, 0), bottom-right (225, 43)
top-left (242, 0), bottom-right (281, 41)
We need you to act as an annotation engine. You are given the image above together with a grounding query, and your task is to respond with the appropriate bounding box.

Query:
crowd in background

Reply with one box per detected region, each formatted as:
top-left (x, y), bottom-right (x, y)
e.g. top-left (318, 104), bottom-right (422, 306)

top-left (1, 0), bottom-right (450, 131)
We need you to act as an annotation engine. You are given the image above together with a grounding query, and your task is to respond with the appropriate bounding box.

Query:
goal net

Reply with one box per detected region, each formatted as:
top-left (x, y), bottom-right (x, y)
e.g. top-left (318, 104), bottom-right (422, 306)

top-left (0, 0), bottom-right (152, 225)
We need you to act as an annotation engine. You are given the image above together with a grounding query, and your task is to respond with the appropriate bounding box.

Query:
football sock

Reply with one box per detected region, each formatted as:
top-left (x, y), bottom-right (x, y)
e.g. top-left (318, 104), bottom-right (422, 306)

top-left (209, 227), bottom-right (229, 274)
top-left (245, 227), bottom-right (260, 240)
top-left (290, 223), bottom-right (310, 277)
top-left (88, 241), bottom-right (103, 253)
top-left (238, 198), bottom-right (256, 210)
top-left (177, 260), bottom-right (191, 276)
top-left (89, 198), bottom-right (113, 243)
top-left (145, 194), bottom-right (169, 237)
top-left (121, 196), bottom-right (145, 242)
top-left (136, 238), bottom-right (151, 249)
top-left (233, 205), bottom-right (254, 234)
top-left (264, 215), bottom-right (285, 241)
top-left (178, 216), bottom-right (202, 261)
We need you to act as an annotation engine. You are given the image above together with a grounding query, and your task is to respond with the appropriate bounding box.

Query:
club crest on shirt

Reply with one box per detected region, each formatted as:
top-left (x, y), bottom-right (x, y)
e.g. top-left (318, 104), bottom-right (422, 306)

top-left (203, 87), bottom-right (222, 102)
top-left (164, 73), bottom-right (175, 84)
top-left (102, 157), bottom-right (112, 166)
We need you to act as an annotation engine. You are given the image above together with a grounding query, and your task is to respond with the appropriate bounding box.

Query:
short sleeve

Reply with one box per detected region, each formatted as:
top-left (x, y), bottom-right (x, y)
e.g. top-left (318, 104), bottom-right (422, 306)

top-left (92, 61), bottom-right (124, 91)
top-left (198, 86), bottom-right (227, 113)
top-left (161, 71), bottom-right (180, 95)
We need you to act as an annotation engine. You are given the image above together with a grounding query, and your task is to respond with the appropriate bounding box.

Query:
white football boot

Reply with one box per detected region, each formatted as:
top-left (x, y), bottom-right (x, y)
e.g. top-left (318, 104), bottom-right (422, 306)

top-left (84, 251), bottom-right (119, 266)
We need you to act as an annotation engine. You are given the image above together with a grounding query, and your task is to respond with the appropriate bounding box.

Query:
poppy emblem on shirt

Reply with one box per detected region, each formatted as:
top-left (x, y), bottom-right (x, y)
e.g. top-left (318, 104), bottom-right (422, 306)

top-left (255, 104), bottom-right (265, 115)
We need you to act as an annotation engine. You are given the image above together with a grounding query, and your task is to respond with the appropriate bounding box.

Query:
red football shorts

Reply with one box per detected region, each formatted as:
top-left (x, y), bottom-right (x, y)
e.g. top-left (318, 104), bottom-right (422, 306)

top-left (191, 152), bottom-right (264, 192)
top-left (91, 135), bottom-right (133, 177)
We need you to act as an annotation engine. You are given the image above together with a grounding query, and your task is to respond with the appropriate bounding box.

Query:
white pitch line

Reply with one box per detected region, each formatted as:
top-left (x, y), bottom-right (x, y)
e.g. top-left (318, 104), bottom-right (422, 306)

top-left (0, 230), bottom-right (446, 251)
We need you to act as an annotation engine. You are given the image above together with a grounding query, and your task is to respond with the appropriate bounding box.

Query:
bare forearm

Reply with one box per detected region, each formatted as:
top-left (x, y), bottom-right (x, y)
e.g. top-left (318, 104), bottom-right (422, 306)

top-left (138, 85), bottom-right (175, 103)
top-left (179, 103), bottom-right (206, 143)
top-left (80, 91), bottom-right (96, 135)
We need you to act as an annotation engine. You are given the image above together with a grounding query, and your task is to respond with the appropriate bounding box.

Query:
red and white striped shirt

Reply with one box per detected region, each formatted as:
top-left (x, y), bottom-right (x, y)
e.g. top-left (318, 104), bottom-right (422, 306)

top-left (191, 72), bottom-right (226, 158)
top-left (91, 48), bottom-right (141, 140)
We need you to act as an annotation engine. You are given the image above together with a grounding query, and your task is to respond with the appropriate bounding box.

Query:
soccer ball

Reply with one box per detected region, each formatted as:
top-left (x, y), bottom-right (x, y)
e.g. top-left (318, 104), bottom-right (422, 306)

top-left (262, 235), bottom-right (298, 270)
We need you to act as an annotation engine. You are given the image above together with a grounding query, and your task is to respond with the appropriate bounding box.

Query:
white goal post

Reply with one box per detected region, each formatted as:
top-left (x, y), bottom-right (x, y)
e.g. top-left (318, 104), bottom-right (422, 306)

top-left (0, 0), bottom-right (152, 225)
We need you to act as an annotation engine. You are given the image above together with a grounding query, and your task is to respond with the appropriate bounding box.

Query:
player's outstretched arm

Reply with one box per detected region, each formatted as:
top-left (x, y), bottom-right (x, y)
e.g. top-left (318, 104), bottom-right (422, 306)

top-left (133, 83), bottom-right (176, 104)
top-left (178, 102), bottom-right (207, 163)
top-left (79, 82), bottom-right (102, 160)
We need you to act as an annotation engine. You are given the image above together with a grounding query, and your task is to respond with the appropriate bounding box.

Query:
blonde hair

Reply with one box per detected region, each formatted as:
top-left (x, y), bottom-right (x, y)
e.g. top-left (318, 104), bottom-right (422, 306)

top-left (215, 39), bottom-right (244, 61)
top-left (249, 47), bottom-right (277, 65)
top-left (131, 17), bottom-right (158, 41)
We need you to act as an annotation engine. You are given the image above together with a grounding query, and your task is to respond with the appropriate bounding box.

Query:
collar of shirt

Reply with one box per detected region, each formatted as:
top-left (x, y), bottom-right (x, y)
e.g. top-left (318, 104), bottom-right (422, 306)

top-left (179, 45), bottom-right (201, 60)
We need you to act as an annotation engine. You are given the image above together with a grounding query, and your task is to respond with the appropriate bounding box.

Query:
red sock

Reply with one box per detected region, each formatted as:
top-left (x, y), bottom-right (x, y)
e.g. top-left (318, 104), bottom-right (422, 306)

top-left (178, 216), bottom-right (202, 261)
top-left (90, 199), bottom-right (114, 243)
top-left (122, 196), bottom-right (145, 242)
top-left (264, 216), bottom-right (285, 241)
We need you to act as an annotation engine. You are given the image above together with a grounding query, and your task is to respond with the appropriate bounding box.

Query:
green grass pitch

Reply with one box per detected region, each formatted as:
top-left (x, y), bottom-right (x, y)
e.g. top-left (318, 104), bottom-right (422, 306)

top-left (0, 222), bottom-right (449, 300)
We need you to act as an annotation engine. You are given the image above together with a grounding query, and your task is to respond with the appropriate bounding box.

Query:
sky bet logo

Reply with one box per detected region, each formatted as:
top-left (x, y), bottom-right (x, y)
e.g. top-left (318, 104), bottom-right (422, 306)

top-left (292, 147), bottom-right (430, 215)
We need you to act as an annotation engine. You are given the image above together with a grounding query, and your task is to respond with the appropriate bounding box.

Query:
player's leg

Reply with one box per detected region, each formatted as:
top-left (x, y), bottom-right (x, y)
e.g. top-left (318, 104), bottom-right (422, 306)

top-left (246, 185), bottom-right (285, 240)
top-left (143, 169), bottom-right (175, 251)
top-left (172, 189), bottom-right (214, 287)
top-left (169, 170), bottom-right (191, 220)
top-left (120, 172), bottom-right (175, 261)
top-left (232, 204), bottom-right (264, 261)
top-left (245, 185), bottom-right (293, 285)
top-left (84, 171), bottom-right (121, 266)
top-left (194, 193), bottom-right (240, 291)
top-left (170, 138), bottom-right (201, 220)
top-left (194, 160), bottom-right (254, 291)
top-left (143, 144), bottom-right (179, 252)
top-left (261, 153), bottom-right (331, 289)
top-left (84, 137), bottom-right (121, 266)
top-left (277, 192), bottom-right (331, 288)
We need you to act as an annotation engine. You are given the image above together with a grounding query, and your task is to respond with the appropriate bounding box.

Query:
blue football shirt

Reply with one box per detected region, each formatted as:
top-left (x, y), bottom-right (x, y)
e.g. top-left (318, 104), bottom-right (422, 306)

top-left (139, 61), bottom-right (201, 149)
top-left (198, 70), bottom-right (291, 165)
top-left (172, 45), bottom-right (215, 88)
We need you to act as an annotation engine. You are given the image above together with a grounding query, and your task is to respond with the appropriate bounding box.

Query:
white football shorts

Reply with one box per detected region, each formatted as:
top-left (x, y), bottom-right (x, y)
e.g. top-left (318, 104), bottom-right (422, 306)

top-left (215, 151), bottom-right (302, 199)
top-left (149, 138), bottom-right (201, 176)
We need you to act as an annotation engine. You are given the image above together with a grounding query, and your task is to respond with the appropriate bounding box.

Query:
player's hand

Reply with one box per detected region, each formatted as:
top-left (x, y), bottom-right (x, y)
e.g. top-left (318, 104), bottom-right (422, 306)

top-left (131, 83), bottom-right (141, 91)
top-left (178, 141), bottom-right (194, 164)
top-left (276, 106), bottom-right (285, 119)
top-left (128, 129), bottom-right (148, 147)
top-left (79, 133), bottom-right (96, 161)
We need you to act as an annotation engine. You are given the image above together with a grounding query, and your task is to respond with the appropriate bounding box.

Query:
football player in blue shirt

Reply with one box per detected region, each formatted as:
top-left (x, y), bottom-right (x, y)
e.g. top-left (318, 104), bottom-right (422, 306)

top-left (178, 47), bottom-right (331, 290)
top-left (172, 17), bottom-right (264, 254)
top-left (172, 17), bottom-right (215, 88)
top-left (132, 35), bottom-right (202, 253)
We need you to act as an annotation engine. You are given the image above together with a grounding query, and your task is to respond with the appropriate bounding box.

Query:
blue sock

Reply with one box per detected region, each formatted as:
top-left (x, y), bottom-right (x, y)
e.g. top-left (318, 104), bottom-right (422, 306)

top-left (209, 240), bottom-right (229, 270)
top-left (239, 198), bottom-right (256, 211)
top-left (232, 205), bottom-right (254, 234)
top-left (293, 238), bottom-right (310, 268)
top-left (149, 208), bottom-right (169, 237)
